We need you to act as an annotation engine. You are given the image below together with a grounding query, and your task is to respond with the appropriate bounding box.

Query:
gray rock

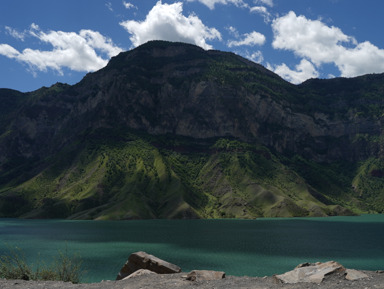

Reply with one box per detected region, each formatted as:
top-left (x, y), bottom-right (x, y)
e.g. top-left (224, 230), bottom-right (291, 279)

top-left (275, 261), bottom-right (345, 284)
top-left (345, 269), bottom-right (369, 281)
top-left (116, 251), bottom-right (181, 280)
top-left (186, 270), bottom-right (226, 281)
top-left (122, 269), bottom-right (157, 280)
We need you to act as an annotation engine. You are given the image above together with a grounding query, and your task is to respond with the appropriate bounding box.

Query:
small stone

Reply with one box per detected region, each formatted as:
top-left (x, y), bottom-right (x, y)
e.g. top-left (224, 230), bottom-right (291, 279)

top-left (122, 269), bottom-right (157, 280)
top-left (186, 270), bottom-right (225, 281)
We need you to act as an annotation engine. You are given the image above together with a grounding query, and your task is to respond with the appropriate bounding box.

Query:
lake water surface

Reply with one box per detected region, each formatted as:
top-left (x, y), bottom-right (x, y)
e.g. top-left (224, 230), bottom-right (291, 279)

top-left (0, 215), bottom-right (383, 282)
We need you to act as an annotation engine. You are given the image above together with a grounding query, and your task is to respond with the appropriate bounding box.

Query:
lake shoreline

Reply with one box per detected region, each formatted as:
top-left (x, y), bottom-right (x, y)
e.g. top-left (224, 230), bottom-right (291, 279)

top-left (1, 270), bottom-right (384, 289)
top-left (1, 215), bottom-right (384, 282)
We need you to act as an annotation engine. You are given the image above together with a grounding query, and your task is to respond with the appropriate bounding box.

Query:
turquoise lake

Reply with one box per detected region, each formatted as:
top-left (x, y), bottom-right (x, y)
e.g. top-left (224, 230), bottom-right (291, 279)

top-left (0, 215), bottom-right (383, 283)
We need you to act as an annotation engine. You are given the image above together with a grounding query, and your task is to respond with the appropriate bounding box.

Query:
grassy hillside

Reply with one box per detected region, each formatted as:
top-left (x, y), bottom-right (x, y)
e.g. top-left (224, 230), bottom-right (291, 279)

top-left (352, 157), bottom-right (384, 213)
top-left (0, 128), bottom-right (367, 219)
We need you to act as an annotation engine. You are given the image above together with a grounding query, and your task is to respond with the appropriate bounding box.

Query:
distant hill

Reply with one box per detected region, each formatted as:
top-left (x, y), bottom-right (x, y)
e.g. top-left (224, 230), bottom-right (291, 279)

top-left (1, 40), bottom-right (383, 219)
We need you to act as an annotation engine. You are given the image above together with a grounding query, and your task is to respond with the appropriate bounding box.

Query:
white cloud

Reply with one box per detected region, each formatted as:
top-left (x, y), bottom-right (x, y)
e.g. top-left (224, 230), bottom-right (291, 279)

top-left (272, 11), bottom-right (354, 65)
top-left (254, 0), bottom-right (274, 7)
top-left (30, 23), bottom-right (40, 31)
top-left (5, 26), bottom-right (26, 41)
top-left (268, 59), bottom-right (319, 84)
top-left (0, 44), bottom-right (20, 58)
top-left (250, 6), bottom-right (268, 14)
top-left (336, 41), bottom-right (384, 77)
top-left (106, 2), bottom-right (113, 12)
top-left (272, 11), bottom-right (384, 78)
top-left (123, 1), bottom-right (137, 9)
top-left (245, 50), bottom-right (264, 63)
top-left (0, 25), bottom-right (123, 74)
top-left (250, 6), bottom-right (272, 22)
top-left (78, 30), bottom-right (122, 57)
top-left (186, 0), bottom-right (246, 10)
top-left (228, 31), bottom-right (266, 47)
top-left (227, 26), bottom-right (239, 38)
top-left (120, 1), bottom-right (221, 50)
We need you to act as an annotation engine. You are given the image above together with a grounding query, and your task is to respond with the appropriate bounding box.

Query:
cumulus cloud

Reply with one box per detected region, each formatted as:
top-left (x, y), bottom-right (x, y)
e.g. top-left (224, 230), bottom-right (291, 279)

top-left (272, 11), bottom-right (384, 78)
top-left (120, 1), bottom-right (221, 50)
top-left (336, 41), bottom-right (384, 77)
top-left (268, 59), bottom-right (319, 84)
top-left (272, 11), bottom-right (354, 65)
top-left (0, 24), bottom-right (123, 74)
top-left (228, 31), bottom-right (266, 47)
top-left (186, 0), bottom-right (246, 10)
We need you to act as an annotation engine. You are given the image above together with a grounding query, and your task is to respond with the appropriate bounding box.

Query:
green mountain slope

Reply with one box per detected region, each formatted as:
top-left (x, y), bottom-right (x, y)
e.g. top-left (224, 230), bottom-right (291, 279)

top-left (0, 40), bottom-right (383, 219)
top-left (0, 128), bottom-right (356, 219)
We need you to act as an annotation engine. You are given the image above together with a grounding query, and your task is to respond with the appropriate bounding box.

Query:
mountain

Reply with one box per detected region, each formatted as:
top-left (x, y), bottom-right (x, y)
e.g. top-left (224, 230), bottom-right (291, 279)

top-left (1, 40), bottom-right (384, 219)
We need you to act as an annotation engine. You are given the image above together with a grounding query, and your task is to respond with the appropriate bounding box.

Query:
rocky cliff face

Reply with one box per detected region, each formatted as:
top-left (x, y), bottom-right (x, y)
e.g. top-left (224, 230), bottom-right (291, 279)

top-left (1, 41), bottom-right (384, 219)
top-left (7, 41), bottom-right (384, 162)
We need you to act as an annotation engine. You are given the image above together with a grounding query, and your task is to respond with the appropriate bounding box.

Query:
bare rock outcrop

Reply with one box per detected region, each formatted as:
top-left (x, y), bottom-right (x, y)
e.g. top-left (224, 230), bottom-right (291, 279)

top-left (116, 251), bottom-right (181, 280)
top-left (275, 261), bottom-right (369, 284)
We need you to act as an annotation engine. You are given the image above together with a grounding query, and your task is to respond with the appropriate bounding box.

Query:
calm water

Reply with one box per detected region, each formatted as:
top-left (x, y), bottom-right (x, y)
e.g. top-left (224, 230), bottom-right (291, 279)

top-left (0, 215), bottom-right (383, 282)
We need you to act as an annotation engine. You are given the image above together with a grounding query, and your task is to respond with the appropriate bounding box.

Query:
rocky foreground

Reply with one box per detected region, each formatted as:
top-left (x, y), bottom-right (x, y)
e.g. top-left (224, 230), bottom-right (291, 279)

top-left (1, 270), bottom-right (384, 289)
top-left (1, 252), bottom-right (384, 289)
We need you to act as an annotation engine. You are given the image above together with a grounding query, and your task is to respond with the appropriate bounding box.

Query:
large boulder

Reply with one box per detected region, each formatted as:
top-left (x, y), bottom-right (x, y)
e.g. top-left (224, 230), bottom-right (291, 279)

top-left (275, 261), bottom-right (369, 284)
top-left (275, 261), bottom-right (345, 284)
top-left (116, 251), bottom-right (181, 280)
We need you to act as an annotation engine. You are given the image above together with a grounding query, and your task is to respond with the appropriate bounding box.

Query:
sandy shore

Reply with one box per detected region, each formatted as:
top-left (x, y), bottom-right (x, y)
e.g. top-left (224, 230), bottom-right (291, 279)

top-left (1, 271), bottom-right (384, 289)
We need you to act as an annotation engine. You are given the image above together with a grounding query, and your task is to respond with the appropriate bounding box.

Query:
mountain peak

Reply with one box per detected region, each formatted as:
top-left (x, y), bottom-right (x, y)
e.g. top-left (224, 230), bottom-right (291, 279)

top-left (105, 40), bottom-right (205, 69)
top-left (103, 40), bottom-right (275, 78)
top-left (1, 41), bottom-right (384, 219)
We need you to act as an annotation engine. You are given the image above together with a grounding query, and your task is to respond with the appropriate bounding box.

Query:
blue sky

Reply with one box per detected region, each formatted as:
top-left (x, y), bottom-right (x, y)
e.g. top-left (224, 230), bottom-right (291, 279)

top-left (1, 0), bottom-right (384, 92)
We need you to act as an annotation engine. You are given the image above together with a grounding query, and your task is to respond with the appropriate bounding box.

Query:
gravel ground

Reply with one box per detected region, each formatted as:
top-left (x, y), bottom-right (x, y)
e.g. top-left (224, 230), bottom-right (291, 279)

top-left (1, 271), bottom-right (384, 289)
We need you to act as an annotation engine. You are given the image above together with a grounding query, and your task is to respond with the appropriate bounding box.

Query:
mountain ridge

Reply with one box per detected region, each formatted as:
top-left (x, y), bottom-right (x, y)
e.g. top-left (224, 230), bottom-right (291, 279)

top-left (1, 40), bottom-right (383, 219)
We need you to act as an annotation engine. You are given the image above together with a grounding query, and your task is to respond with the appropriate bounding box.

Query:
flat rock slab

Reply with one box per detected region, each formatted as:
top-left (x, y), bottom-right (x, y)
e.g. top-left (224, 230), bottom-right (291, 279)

top-left (122, 269), bottom-right (157, 280)
top-left (275, 261), bottom-right (345, 284)
top-left (116, 251), bottom-right (181, 280)
top-left (186, 270), bottom-right (226, 281)
top-left (345, 269), bottom-right (369, 281)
